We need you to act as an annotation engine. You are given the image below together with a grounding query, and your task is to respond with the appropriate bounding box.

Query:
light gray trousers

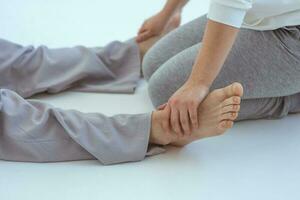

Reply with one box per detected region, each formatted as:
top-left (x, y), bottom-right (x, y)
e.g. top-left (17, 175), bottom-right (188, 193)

top-left (143, 15), bottom-right (300, 121)
top-left (0, 39), bottom-right (156, 165)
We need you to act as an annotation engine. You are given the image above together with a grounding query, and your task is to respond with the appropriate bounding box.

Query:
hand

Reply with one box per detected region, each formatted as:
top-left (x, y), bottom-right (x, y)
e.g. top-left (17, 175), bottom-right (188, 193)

top-left (164, 80), bottom-right (210, 136)
top-left (136, 11), bottom-right (170, 43)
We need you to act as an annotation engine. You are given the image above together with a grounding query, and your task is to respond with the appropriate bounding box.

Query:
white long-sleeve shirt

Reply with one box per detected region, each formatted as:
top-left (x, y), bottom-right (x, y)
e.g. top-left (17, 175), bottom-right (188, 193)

top-left (207, 0), bottom-right (300, 30)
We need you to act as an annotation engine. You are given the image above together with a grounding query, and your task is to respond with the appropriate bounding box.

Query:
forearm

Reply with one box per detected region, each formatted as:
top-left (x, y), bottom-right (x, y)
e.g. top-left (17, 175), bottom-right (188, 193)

top-left (161, 0), bottom-right (189, 16)
top-left (189, 19), bottom-right (239, 87)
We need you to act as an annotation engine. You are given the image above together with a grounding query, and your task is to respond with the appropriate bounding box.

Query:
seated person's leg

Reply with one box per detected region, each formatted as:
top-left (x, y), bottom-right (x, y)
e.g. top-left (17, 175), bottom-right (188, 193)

top-left (0, 82), bottom-right (243, 165)
top-left (142, 15), bottom-right (207, 81)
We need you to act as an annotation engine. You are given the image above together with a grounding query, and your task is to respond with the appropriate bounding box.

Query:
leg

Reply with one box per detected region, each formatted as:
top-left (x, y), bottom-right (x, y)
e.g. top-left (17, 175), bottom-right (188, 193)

top-left (142, 15), bottom-right (207, 80)
top-left (0, 38), bottom-right (142, 97)
top-left (0, 83), bottom-right (245, 164)
top-left (145, 14), bottom-right (300, 100)
top-left (147, 42), bottom-right (300, 122)
top-left (147, 23), bottom-right (300, 107)
top-left (0, 89), bottom-right (152, 165)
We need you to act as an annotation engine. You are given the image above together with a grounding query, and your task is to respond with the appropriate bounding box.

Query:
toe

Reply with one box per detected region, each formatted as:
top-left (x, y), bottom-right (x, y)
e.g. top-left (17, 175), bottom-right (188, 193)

top-left (222, 104), bottom-right (240, 114)
top-left (231, 82), bottom-right (244, 97)
top-left (218, 120), bottom-right (234, 132)
top-left (225, 120), bottom-right (234, 128)
top-left (220, 112), bottom-right (238, 121)
top-left (222, 82), bottom-right (244, 98)
top-left (222, 96), bottom-right (241, 107)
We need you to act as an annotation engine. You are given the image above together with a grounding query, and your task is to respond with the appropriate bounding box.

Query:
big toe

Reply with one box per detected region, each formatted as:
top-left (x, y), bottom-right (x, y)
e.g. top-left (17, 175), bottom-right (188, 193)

top-left (223, 82), bottom-right (244, 98)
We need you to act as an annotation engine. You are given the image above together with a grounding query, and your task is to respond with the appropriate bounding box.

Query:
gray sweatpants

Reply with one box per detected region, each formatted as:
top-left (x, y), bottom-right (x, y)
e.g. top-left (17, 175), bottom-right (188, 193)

top-left (0, 39), bottom-right (159, 165)
top-left (143, 15), bottom-right (300, 121)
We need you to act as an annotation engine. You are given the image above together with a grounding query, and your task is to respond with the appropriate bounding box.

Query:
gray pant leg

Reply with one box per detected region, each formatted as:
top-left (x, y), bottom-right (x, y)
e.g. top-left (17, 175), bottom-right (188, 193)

top-left (147, 42), bottom-right (300, 120)
top-left (142, 15), bottom-right (207, 80)
top-left (144, 15), bottom-right (300, 99)
top-left (0, 38), bottom-right (141, 98)
top-left (146, 22), bottom-right (300, 121)
top-left (0, 89), bottom-right (152, 165)
top-left (237, 96), bottom-right (295, 121)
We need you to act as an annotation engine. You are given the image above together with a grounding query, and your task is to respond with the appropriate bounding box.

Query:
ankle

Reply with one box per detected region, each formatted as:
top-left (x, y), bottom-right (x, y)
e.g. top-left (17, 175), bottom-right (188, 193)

top-left (149, 110), bottom-right (178, 146)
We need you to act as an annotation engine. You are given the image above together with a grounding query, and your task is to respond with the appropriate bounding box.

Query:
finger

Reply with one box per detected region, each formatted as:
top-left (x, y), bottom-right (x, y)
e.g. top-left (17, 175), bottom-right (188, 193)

top-left (161, 104), bottom-right (172, 135)
top-left (137, 22), bottom-right (146, 34)
top-left (170, 107), bottom-right (183, 136)
top-left (136, 31), bottom-right (153, 43)
top-left (179, 107), bottom-right (191, 135)
top-left (157, 103), bottom-right (167, 110)
top-left (137, 29), bottom-right (146, 39)
top-left (188, 103), bottom-right (199, 130)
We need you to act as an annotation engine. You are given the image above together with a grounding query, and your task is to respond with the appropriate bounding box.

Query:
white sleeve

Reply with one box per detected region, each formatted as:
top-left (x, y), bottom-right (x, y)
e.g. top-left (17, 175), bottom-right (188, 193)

top-left (207, 0), bottom-right (253, 28)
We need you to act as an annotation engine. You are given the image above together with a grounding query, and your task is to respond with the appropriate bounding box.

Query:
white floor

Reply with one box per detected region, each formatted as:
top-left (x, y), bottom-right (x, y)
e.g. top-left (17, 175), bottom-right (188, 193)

top-left (1, 1), bottom-right (300, 200)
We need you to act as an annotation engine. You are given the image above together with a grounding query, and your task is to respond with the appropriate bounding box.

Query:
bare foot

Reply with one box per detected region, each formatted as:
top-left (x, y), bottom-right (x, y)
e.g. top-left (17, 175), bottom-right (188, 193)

top-left (171, 82), bottom-right (244, 146)
top-left (149, 82), bottom-right (244, 146)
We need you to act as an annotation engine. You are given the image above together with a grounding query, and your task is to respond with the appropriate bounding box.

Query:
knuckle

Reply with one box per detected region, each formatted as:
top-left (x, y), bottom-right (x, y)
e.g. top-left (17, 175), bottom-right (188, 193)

top-left (188, 101), bottom-right (194, 107)
top-left (171, 99), bottom-right (178, 105)
top-left (171, 99), bottom-right (181, 106)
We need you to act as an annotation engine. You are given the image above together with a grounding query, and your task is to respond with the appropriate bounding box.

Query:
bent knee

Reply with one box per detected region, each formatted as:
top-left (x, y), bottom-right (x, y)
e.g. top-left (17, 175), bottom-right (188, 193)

top-left (142, 38), bottom-right (175, 81)
top-left (142, 48), bottom-right (160, 81)
top-left (147, 73), bottom-right (181, 108)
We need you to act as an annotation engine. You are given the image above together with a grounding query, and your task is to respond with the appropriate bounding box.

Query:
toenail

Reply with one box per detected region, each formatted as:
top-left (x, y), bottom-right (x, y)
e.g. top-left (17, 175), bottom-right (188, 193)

top-left (231, 112), bottom-right (236, 117)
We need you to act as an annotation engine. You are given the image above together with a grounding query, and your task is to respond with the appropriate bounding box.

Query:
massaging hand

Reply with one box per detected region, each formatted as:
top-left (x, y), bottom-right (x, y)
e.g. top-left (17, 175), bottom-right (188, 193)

top-left (136, 11), bottom-right (170, 43)
top-left (159, 80), bottom-right (210, 136)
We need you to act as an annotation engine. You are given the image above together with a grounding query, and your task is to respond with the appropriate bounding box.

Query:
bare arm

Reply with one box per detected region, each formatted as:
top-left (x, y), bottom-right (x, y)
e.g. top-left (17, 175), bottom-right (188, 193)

top-left (188, 19), bottom-right (239, 87)
top-left (161, 0), bottom-right (189, 17)
top-left (165, 19), bottom-right (240, 136)
top-left (162, 0), bottom-right (252, 136)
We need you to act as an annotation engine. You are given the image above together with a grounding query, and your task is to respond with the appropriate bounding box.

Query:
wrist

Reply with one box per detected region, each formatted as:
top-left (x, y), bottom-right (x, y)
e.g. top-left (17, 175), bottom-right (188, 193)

top-left (156, 11), bottom-right (172, 25)
top-left (187, 76), bottom-right (211, 90)
top-left (161, 5), bottom-right (178, 18)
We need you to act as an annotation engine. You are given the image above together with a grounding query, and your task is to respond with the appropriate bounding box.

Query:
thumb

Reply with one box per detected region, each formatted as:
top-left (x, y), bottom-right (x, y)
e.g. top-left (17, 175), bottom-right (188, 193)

top-left (136, 31), bottom-right (153, 43)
